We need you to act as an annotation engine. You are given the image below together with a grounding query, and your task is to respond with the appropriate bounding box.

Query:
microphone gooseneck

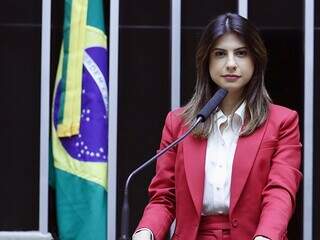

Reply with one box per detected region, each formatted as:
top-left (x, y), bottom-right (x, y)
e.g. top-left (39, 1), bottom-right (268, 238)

top-left (119, 88), bottom-right (228, 240)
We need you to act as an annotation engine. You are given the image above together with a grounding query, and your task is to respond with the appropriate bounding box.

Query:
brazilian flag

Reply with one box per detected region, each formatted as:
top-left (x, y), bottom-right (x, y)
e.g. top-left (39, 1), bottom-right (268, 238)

top-left (51, 0), bottom-right (108, 239)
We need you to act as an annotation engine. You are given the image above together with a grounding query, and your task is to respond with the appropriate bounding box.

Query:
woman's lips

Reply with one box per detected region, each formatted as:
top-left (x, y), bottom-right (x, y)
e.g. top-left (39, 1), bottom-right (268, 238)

top-left (221, 74), bottom-right (241, 81)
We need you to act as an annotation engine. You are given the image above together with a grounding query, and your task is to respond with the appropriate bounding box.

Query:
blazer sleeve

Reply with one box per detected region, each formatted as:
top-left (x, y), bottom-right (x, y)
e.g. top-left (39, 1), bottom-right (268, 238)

top-left (254, 110), bottom-right (302, 240)
top-left (136, 111), bottom-right (179, 240)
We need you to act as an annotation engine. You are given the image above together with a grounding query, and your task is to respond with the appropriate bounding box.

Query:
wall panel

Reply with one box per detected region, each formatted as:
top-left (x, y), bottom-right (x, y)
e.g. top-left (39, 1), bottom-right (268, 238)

top-left (117, 1), bottom-right (171, 237)
top-left (0, 8), bottom-right (41, 230)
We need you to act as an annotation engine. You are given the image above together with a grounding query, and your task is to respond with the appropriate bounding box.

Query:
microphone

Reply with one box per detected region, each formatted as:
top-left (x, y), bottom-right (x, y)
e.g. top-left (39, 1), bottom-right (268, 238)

top-left (197, 88), bottom-right (228, 122)
top-left (119, 88), bottom-right (228, 240)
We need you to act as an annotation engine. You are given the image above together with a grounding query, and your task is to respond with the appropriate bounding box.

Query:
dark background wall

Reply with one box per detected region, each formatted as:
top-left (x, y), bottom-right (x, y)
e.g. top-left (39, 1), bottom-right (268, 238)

top-left (0, 1), bottom-right (42, 230)
top-left (116, 0), bottom-right (171, 237)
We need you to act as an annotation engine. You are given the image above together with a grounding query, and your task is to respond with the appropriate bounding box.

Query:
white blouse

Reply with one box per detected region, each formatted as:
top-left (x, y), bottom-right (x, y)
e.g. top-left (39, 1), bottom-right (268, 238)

top-left (202, 102), bottom-right (245, 215)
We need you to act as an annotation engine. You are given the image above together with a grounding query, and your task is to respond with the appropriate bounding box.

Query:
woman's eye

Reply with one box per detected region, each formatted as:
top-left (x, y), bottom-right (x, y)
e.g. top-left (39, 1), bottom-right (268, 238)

top-left (235, 50), bottom-right (248, 57)
top-left (213, 51), bottom-right (226, 57)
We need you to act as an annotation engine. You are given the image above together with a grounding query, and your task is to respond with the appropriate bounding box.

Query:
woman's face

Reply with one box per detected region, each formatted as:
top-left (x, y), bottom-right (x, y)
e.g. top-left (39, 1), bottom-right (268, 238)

top-left (208, 32), bottom-right (254, 96)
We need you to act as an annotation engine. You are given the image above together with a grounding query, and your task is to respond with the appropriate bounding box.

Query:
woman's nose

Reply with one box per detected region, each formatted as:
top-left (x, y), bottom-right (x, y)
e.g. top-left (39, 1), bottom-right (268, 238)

top-left (226, 55), bottom-right (237, 71)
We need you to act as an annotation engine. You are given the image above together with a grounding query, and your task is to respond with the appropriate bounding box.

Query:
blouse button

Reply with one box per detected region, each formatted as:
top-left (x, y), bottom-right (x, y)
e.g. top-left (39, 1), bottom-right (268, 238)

top-left (231, 218), bottom-right (239, 228)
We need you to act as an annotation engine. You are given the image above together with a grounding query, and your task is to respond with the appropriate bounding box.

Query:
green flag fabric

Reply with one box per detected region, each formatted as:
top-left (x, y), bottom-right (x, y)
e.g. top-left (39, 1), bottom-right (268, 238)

top-left (51, 0), bottom-right (108, 239)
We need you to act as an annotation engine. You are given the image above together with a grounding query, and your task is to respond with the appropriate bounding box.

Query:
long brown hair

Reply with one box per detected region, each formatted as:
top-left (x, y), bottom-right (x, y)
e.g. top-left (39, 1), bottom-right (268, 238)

top-left (182, 13), bottom-right (271, 138)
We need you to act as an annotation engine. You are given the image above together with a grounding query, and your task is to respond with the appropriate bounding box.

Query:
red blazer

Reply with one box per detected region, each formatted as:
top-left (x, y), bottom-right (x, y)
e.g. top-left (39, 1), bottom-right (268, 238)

top-left (137, 104), bottom-right (302, 240)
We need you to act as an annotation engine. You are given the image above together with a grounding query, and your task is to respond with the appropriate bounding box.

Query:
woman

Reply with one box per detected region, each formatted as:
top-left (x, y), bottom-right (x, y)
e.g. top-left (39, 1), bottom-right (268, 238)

top-left (133, 13), bottom-right (302, 240)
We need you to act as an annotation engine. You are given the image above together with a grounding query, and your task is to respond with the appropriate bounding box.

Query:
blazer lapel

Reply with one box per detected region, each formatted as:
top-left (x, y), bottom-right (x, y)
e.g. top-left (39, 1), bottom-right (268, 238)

top-left (183, 135), bottom-right (207, 217)
top-left (229, 118), bottom-right (269, 214)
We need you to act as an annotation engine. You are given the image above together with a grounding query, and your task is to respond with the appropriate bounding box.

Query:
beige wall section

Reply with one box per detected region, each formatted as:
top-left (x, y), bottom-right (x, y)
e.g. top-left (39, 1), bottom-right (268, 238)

top-left (171, 0), bottom-right (181, 110)
top-left (0, 232), bottom-right (53, 240)
top-left (39, 0), bottom-right (51, 234)
top-left (108, 0), bottom-right (119, 239)
top-left (303, 0), bottom-right (315, 239)
top-left (238, 0), bottom-right (248, 18)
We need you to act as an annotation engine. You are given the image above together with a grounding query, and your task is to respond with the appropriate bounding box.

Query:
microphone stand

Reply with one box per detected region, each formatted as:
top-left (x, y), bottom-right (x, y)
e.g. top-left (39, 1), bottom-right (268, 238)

top-left (119, 116), bottom-right (203, 240)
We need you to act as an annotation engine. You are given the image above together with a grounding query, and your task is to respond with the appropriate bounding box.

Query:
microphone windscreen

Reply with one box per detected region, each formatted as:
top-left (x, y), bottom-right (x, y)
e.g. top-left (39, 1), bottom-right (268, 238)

top-left (196, 88), bottom-right (228, 122)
